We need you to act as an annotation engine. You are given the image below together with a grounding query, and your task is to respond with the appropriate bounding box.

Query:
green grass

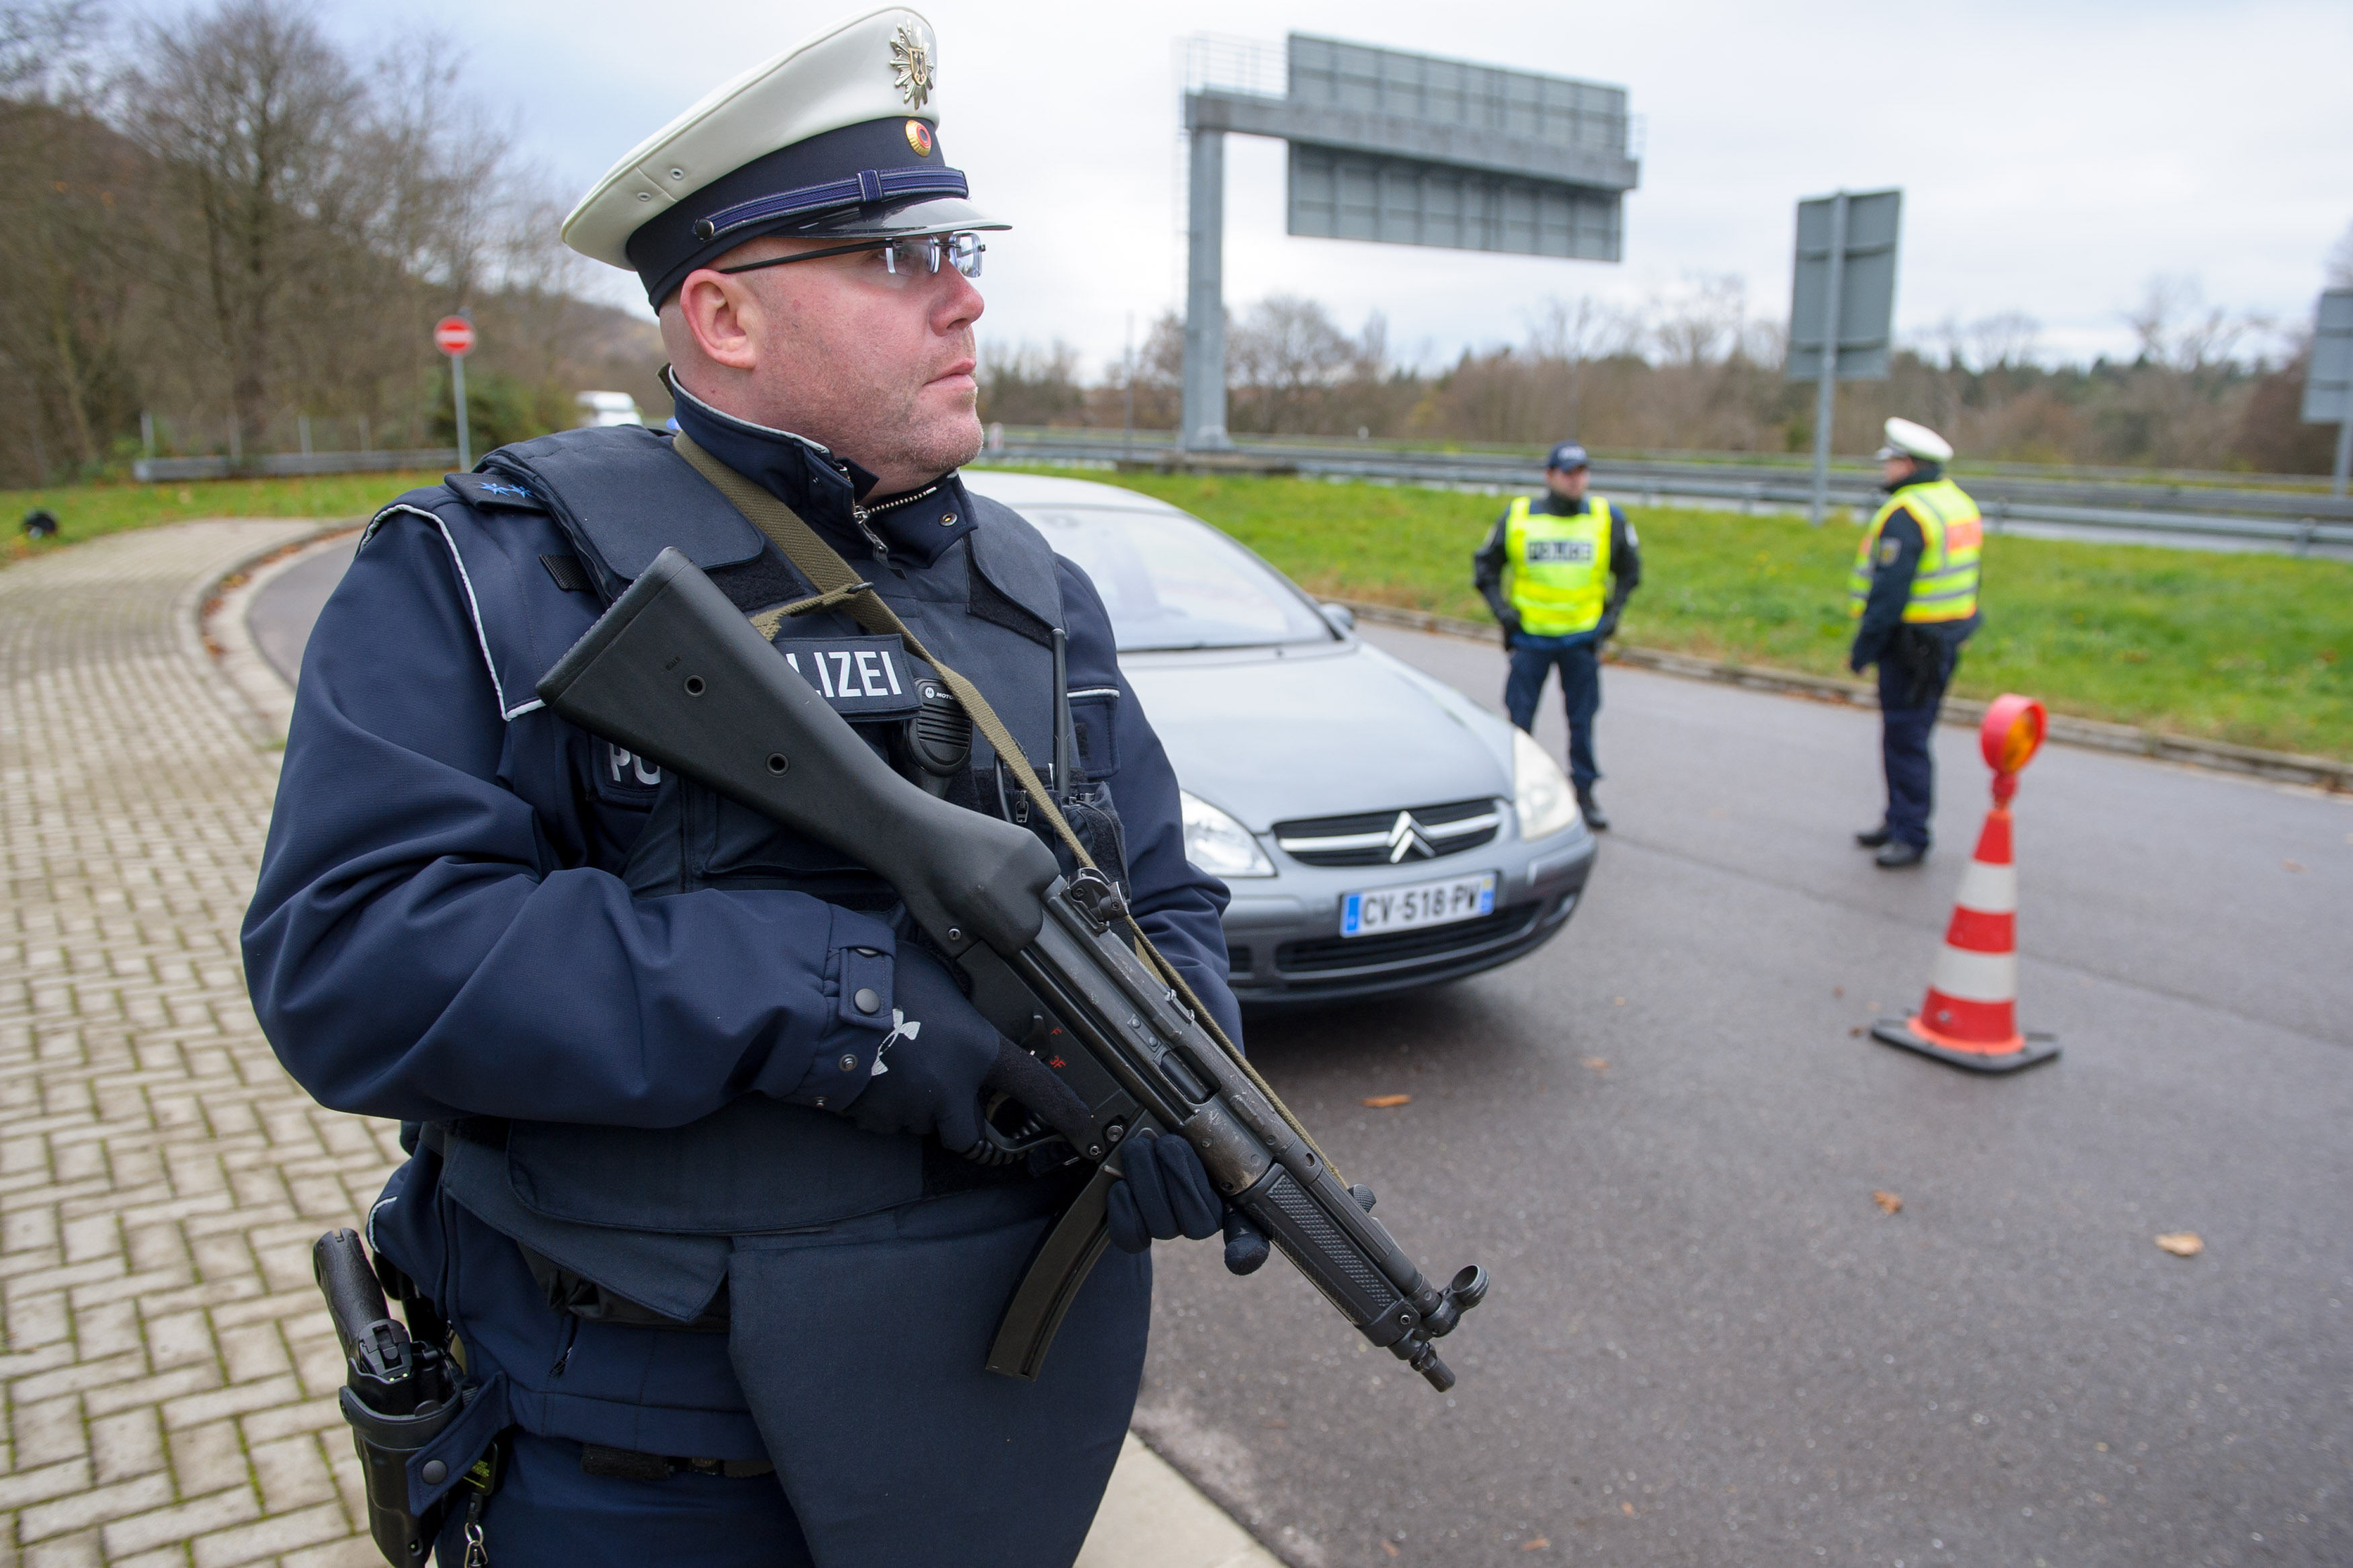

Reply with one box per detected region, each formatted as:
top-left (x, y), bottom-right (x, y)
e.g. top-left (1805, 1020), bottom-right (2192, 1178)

top-left (999, 466), bottom-right (2353, 761)
top-left (12, 463), bottom-right (2348, 759)
top-left (1, 472), bottom-right (444, 564)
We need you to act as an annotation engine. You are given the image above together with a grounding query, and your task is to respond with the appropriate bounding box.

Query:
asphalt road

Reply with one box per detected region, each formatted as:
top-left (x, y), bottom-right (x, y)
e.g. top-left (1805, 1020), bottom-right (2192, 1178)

top-left (251, 547), bottom-right (2353, 1568)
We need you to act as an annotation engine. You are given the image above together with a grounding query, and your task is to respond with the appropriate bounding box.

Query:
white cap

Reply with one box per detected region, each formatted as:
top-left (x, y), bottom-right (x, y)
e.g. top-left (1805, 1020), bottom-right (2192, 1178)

top-left (1875, 417), bottom-right (1953, 464)
top-left (561, 8), bottom-right (1002, 304)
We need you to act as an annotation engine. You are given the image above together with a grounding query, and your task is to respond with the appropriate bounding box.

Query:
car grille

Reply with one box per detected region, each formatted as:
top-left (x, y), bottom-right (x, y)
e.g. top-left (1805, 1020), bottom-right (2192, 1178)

top-left (1225, 945), bottom-right (1252, 977)
top-left (1272, 797), bottom-right (1501, 868)
top-left (1275, 904), bottom-right (1541, 975)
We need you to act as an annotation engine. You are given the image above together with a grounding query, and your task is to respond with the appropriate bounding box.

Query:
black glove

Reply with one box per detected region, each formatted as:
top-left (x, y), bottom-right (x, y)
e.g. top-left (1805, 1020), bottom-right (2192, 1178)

top-left (1595, 610), bottom-right (1621, 643)
top-left (1104, 1130), bottom-right (1224, 1255)
top-left (1497, 611), bottom-right (1522, 650)
top-left (842, 946), bottom-right (1092, 1155)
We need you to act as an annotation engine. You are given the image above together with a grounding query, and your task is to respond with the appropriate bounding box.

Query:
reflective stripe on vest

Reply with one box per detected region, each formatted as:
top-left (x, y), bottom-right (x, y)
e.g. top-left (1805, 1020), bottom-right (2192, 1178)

top-left (1505, 495), bottom-right (1612, 636)
top-left (1847, 479), bottom-right (1982, 624)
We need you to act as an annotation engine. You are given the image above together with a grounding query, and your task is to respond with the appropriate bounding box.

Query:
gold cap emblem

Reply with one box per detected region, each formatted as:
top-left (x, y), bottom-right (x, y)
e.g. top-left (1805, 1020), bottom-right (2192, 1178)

top-left (904, 119), bottom-right (932, 157)
top-left (889, 22), bottom-right (934, 110)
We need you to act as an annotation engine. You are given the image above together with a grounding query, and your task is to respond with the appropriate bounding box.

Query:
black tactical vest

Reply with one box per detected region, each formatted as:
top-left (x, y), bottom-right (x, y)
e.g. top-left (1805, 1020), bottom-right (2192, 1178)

top-left (426, 426), bottom-right (1127, 1324)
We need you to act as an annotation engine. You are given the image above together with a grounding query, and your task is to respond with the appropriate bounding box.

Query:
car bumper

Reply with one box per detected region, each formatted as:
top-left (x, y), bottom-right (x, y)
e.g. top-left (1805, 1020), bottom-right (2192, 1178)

top-left (1219, 828), bottom-right (1598, 1008)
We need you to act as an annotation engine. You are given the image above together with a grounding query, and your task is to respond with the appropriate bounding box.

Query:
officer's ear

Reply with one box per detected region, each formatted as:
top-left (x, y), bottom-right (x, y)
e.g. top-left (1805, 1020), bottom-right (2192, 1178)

top-left (670, 268), bottom-right (765, 375)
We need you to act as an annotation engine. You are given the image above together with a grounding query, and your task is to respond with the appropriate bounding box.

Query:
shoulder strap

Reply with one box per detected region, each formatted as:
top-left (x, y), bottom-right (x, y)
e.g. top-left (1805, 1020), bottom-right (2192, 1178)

top-left (666, 435), bottom-right (1330, 1173)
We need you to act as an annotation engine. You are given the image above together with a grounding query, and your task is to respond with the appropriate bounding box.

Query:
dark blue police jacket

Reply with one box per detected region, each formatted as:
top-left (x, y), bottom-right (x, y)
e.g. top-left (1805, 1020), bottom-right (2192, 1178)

top-left (241, 396), bottom-right (1239, 1566)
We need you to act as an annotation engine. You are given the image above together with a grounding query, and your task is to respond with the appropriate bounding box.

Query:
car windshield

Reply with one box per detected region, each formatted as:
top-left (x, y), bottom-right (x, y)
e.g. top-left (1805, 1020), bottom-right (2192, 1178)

top-left (1014, 505), bottom-right (1338, 653)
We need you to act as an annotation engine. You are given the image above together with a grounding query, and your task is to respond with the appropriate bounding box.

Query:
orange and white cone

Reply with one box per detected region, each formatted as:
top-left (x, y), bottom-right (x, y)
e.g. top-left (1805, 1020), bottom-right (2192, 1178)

top-left (1870, 695), bottom-right (2060, 1075)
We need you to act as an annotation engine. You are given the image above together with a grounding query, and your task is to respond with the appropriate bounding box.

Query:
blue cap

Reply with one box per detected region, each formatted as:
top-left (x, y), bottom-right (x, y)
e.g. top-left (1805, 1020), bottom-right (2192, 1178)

top-left (1546, 442), bottom-right (1590, 472)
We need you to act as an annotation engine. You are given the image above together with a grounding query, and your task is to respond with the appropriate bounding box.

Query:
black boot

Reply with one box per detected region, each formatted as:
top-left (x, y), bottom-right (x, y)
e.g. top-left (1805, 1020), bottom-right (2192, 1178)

top-left (1855, 825), bottom-right (1892, 848)
top-left (1576, 788), bottom-right (1609, 831)
top-left (1874, 839), bottom-right (1927, 868)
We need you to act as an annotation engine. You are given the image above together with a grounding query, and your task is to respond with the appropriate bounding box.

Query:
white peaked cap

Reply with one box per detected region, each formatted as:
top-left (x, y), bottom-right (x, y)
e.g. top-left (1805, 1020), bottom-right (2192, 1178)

top-left (1876, 417), bottom-right (1954, 463)
top-left (561, 8), bottom-right (999, 303)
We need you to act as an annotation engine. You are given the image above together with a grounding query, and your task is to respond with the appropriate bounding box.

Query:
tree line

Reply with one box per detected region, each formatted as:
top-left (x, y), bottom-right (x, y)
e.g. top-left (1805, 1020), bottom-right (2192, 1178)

top-left (983, 248), bottom-right (2353, 475)
top-left (0, 0), bottom-right (661, 487)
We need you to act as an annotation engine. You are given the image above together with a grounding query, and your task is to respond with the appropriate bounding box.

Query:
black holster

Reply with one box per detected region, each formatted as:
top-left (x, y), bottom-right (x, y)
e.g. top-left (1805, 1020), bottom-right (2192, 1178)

top-left (315, 1228), bottom-right (465, 1566)
top-left (341, 1383), bottom-right (463, 1566)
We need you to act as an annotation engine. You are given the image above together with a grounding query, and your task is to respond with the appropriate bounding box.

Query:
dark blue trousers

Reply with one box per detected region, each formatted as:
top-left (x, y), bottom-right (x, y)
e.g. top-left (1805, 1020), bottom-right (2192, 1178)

top-left (1505, 635), bottom-right (1602, 789)
top-left (1876, 643), bottom-right (1958, 849)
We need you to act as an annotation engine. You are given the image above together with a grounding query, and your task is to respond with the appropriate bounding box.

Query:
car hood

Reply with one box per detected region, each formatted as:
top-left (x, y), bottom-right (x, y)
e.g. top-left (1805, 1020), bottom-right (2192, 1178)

top-left (1121, 641), bottom-right (1515, 830)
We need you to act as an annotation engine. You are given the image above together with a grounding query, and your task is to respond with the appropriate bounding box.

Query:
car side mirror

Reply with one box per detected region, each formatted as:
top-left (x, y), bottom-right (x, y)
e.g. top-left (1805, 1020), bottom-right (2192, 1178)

top-left (1319, 602), bottom-right (1357, 634)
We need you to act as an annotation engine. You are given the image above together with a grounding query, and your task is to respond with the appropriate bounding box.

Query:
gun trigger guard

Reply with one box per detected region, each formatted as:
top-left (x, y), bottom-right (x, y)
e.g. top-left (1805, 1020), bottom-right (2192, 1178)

top-left (963, 1094), bottom-right (1066, 1166)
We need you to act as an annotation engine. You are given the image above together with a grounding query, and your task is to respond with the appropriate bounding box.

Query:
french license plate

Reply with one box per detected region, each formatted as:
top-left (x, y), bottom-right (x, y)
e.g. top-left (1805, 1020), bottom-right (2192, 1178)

top-left (1340, 872), bottom-right (1499, 938)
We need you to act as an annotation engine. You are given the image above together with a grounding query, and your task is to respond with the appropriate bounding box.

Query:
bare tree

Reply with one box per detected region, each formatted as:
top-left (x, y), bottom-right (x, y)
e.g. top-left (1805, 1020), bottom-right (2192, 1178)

top-left (130, 1), bottom-right (361, 451)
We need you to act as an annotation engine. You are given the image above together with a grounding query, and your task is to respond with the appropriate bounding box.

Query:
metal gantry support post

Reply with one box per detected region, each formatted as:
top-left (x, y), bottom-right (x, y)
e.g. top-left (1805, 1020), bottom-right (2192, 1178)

top-left (1808, 190), bottom-right (1849, 526)
top-left (2333, 410), bottom-right (2351, 499)
top-left (1181, 128), bottom-right (1230, 452)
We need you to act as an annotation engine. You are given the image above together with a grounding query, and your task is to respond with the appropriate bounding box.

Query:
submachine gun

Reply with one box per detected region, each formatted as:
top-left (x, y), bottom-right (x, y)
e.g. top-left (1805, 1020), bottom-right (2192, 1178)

top-left (535, 548), bottom-right (1487, 1391)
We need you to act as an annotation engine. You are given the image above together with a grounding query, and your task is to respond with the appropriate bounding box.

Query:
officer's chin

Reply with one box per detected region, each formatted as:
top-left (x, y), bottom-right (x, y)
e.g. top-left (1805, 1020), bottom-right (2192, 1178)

top-left (909, 409), bottom-right (985, 476)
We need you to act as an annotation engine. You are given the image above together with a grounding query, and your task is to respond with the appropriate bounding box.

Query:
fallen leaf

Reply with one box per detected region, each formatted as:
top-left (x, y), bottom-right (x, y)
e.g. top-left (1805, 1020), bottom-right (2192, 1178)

top-left (1874, 1190), bottom-right (1903, 1214)
top-left (2282, 860), bottom-right (2305, 874)
top-left (1522, 1539), bottom-right (1550, 1551)
top-left (1263, 1418), bottom-right (1287, 1429)
top-left (1380, 1542), bottom-right (1400, 1558)
top-left (1620, 1501), bottom-right (1636, 1516)
top-left (1613, 996), bottom-right (1626, 1006)
top-left (1833, 986), bottom-right (1845, 997)
top-left (1583, 1057), bottom-right (1609, 1072)
top-left (1362, 1094), bottom-right (1412, 1109)
top-left (1849, 1026), bottom-right (1864, 1037)
top-left (2156, 1232), bottom-right (2204, 1257)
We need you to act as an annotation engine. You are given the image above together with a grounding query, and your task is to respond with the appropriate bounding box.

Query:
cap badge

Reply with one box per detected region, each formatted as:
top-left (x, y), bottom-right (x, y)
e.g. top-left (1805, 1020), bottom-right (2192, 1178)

top-left (904, 119), bottom-right (932, 157)
top-left (889, 23), bottom-right (934, 110)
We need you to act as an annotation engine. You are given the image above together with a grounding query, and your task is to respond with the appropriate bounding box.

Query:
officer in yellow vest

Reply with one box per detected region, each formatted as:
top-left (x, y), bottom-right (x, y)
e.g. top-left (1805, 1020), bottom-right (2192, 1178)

top-left (1474, 441), bottom-right (1642, 830)
top-left (1849, 418), bottom-right (1983, 868)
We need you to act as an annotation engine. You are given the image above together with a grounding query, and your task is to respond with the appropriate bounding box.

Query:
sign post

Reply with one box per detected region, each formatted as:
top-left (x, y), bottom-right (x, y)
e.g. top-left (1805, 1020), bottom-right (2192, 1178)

top-left (1787, 189), bottom-right (1902, 524)
top-left (2301, 289), bottom-right (2353, 497)
top-left (434, 315), bottom-right (477, 470)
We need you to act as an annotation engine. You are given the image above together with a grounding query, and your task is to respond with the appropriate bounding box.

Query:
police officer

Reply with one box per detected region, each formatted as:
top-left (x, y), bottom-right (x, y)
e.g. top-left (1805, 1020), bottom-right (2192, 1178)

top-left (241, 13), bottom-right (1241, 1565)
top-left (1849, 417), bottom-right (1984, 868)
top-left (1473, 441), bottom-right (1640, 831)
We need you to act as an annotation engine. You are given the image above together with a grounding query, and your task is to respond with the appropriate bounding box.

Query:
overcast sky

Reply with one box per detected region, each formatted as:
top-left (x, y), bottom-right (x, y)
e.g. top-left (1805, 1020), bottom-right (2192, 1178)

top-left (255, 0), bottom-right (2353, 374)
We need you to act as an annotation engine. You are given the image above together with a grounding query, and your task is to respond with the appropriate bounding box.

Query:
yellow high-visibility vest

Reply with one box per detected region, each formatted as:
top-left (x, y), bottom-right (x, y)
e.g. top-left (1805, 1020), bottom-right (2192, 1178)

top-left (1505, 495), bottom-right (1613, 636)
top-left (1848, 478), bottom-right (1982, 623)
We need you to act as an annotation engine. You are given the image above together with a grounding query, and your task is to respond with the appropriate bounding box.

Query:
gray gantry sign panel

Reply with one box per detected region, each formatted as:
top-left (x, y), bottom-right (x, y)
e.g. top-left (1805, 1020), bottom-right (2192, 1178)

top-left (1183, 34), bottom-right (1640, 262)
top-left (2301, 289), bottom-right (2353, 424)
top-left (1786, 188), bottom-right (1902, 382)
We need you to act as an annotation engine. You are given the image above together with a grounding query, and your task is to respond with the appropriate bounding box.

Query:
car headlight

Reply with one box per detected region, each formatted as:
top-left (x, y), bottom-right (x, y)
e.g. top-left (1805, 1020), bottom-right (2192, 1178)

top-left (1511, 728), bottom-right (1581, 840)
top-left (1181, 791), bottom-right (1275, 878)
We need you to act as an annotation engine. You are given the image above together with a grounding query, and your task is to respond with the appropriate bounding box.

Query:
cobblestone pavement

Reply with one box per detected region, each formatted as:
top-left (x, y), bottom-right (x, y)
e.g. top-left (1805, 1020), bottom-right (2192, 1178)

top-left (3, 522), bottom-right (395, 1568)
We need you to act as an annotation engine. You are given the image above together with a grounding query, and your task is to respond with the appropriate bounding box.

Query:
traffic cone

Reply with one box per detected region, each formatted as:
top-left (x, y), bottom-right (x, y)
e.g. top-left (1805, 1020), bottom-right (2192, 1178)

top-left (1870, 694), bottom-right (2059, 1075)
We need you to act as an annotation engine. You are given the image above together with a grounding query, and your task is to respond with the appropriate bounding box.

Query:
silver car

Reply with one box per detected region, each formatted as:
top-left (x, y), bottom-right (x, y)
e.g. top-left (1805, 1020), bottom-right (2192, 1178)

top-left (964, 471), bottom-right (1598, 1007)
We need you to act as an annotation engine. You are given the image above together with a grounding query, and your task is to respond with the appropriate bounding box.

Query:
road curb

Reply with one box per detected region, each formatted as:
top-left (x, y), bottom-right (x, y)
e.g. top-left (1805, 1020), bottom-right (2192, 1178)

top-left (1336, 600), bottom-right (2353, 794)
top-left (194, 520), bottom-right (364, 747)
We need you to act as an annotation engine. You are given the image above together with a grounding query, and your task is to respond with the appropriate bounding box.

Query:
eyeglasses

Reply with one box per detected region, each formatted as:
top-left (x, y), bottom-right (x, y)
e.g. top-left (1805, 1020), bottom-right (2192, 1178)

top-left (715, 231), bottom-right (986, 282)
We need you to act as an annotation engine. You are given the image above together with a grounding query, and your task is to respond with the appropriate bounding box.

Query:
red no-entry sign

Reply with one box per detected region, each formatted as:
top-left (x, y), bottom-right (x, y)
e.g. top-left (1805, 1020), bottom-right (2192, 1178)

top-left (434, 316), bottom-right (475, 357)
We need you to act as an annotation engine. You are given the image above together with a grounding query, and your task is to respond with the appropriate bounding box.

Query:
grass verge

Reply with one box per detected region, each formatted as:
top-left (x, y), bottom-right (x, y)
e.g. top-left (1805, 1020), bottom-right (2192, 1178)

top-left (2, 472), bottom-right (442, 564)
top-left (12, 463), bottom-right (2346, 760)
top-left (997, 466), bottom-right (2353, 761)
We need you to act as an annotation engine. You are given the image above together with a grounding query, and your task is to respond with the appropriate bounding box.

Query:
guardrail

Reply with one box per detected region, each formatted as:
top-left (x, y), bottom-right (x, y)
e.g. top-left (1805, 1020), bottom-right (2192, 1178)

top-left (132, 450), bottom-right (458, 482)
top-left (979, 430), bottom-right (2353, 553)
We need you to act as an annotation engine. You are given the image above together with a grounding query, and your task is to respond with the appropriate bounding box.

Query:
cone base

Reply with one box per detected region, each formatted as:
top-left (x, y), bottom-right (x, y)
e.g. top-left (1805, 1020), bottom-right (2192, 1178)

top-left (1871, 1017), bottom-right (2060, 1075)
